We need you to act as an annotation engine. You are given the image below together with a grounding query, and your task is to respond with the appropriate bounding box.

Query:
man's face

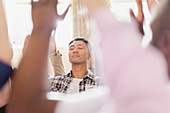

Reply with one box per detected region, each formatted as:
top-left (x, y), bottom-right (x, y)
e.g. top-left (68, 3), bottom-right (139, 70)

top-left (69, 40), bottom-right (90, 64)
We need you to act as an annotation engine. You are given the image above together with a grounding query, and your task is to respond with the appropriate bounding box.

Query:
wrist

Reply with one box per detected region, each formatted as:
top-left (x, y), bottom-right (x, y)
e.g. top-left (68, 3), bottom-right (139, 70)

top-left (32, 27), bottom-right (52, 37)
top-left (87, 1), bottom-right (108, 14)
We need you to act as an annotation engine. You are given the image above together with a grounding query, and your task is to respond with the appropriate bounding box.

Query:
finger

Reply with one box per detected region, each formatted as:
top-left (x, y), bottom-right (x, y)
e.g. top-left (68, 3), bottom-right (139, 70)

top-left (52, 30), bottom-right (57, 51)
top-left (24, 34), bottom-right (31, 45)
top-left (26, 34), bottom-right (31, 41)
top-left (23, 34), bottom-right (31, 54)
top-left (136, 0), bottom-right (144, 22)
top-left (31, 0), bottom-right (41, 8)
top-left (129, 8), bottom-right (135, 19)
top-left (136, 0), bottom-right (142, 6)
top-left (31, 0), bottom-right (34, 7)
top-left (136, 0), bottom-right (143, 12)
top-left (60, 4), bottom-right (71, 20)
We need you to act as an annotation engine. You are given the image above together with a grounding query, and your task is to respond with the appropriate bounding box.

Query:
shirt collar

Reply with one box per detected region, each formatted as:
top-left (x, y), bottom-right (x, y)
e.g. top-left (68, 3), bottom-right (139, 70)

top-left (69, 69), bottom-right (95, 80)
top-left (84, 69), bottom-right (95, 80)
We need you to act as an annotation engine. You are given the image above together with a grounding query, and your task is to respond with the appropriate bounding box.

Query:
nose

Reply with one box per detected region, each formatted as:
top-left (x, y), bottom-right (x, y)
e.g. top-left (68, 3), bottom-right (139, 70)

top-left (73, 48), bottom-right (78, 53)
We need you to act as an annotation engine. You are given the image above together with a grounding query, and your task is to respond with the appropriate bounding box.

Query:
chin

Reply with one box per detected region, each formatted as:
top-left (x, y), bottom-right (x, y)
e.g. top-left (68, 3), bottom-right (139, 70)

top-left (71, 61), bottom-right (84, 64)
top-left (72, 61), bottom-right (81, 64)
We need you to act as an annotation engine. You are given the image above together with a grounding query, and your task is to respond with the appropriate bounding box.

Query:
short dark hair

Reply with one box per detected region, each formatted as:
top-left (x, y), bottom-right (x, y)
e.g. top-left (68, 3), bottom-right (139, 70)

top-left (69, 38), bottom-right (91, 51)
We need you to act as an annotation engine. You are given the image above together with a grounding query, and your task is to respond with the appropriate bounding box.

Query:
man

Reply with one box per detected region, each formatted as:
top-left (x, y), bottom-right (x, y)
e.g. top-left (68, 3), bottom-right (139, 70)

top-left (7, 1), bottom-right (103, 113)
top-left (49, 38), bottom-right (101, 94)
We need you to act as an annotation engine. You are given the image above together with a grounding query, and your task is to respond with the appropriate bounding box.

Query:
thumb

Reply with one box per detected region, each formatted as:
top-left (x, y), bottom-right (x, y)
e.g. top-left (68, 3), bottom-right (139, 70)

top-left (129, 8), bottom-right (136, 19)
top-left (60, 4), bottom-right (71, 20)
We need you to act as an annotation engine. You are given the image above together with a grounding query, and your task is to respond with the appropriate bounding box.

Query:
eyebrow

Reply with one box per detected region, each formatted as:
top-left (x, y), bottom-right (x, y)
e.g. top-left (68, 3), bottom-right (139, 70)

top-left (69, 44), bottom-right (84, 48)
top-left (77, 44), bottom-right (84, 47)
top-left (69, 45), bottom-right (75, 48)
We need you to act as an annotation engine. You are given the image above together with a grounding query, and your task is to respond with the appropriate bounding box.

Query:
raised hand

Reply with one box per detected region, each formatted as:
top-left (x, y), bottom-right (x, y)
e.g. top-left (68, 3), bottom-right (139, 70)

top-left (130, 0), bottom-right (144, 35)
top-left (49, 30), bottom-right (57, 54)
top-left (22, 32), bottom-right (57, 55)
top-left (31, 0), bottom-right (70, 33)
top-left (22, 34), bottom-right (31, 54)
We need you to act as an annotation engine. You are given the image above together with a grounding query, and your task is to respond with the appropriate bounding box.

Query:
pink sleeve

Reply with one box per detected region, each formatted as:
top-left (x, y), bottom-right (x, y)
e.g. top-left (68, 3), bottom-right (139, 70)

top-left (91, 7), bottom-right (170, 113)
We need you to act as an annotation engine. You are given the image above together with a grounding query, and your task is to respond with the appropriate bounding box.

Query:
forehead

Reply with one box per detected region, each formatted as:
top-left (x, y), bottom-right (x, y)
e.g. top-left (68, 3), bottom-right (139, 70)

top-left (69, 40), bottom-right (87, 47)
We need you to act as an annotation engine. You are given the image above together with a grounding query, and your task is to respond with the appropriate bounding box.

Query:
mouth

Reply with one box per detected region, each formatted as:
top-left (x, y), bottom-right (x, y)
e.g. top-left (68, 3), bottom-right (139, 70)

top-left (72, 55), bottom-right (80, 58)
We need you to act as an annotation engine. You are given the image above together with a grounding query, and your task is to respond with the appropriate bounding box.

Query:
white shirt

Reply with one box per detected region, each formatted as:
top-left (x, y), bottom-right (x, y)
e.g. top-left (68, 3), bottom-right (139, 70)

top-left (66, 78), bottom-right (83, 94)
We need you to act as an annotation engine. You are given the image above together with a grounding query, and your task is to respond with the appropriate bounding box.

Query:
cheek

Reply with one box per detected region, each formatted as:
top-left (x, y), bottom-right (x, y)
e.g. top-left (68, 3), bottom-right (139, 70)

top-left (86, 53), bottom-right (89, 59)
top-left (68, 53), bottom-right (72, 59)
top-left (84, 52), bottom-right (89, 60)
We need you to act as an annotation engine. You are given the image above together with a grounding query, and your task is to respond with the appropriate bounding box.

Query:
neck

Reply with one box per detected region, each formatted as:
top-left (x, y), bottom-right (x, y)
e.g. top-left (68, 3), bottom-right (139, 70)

top-left (71, 63), bottom-right (88, 79)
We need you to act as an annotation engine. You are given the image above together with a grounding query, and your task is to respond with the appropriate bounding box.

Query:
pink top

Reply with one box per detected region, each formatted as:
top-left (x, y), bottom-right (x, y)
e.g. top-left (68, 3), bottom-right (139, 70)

top-left (91, 8), bottom-right (170, 113)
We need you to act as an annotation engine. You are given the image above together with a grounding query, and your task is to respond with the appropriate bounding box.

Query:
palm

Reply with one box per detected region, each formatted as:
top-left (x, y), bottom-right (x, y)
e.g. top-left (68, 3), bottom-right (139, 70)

top-left (31, 0), bottom-right (70, 32)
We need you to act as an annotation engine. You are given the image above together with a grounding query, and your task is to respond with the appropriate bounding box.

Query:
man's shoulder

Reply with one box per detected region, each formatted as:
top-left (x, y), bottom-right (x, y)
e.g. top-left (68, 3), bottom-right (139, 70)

top-left (49, 74), bottom-right (69, 80)
top-left (87, 72), bottom-right (103, 85)
top-left (49, 72), bottom-right (72, 81)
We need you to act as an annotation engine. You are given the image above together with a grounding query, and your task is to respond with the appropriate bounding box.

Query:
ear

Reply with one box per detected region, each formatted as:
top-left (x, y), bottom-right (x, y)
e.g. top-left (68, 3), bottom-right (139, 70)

top-left (88, 52), bottom-right (91, 60)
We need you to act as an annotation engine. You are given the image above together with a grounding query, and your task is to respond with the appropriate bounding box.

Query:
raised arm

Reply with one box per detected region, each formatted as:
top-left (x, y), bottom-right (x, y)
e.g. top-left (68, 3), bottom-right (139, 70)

top-left (23, 32), bottom-right (65, 77)
top-left (84, 0), bottom-right (170, 113)
top-left (0, 0), bottom-right (12, 65)
top-left (0, 0), bottom-right (13, 89)
top-left (49, 30), bottom-right (65, 76)
top-left (7, 0), bottom-right (69, 113)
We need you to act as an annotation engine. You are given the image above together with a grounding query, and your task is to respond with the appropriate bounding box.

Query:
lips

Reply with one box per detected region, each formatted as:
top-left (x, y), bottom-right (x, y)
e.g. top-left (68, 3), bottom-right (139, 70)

top-left (72, 55), bottom-right (80, 57)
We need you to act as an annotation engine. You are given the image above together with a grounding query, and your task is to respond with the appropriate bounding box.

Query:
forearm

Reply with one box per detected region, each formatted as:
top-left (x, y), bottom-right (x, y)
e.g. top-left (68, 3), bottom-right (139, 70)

top-left (49, 51), bottom-right (65, 76)
top-left (8, 29), bottom-right (52, 112)
top-left (0, 81), bottom-right (11, 107)
top-left (29, 100), bottom-right (58, 113)
top-left (0, 0), bottom-right (12, 65)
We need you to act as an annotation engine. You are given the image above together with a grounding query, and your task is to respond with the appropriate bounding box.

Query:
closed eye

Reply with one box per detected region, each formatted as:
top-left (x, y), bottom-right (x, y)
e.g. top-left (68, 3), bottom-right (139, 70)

top-left (69, 46), bottom-right (75, 50)
top-left (78, 47), bottom-right (83, 49)
top-left (78, 44), bottom-right (84, 49)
